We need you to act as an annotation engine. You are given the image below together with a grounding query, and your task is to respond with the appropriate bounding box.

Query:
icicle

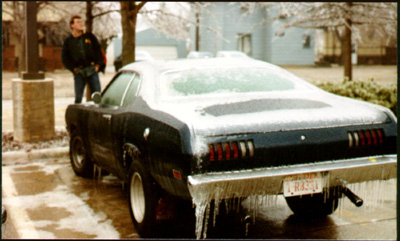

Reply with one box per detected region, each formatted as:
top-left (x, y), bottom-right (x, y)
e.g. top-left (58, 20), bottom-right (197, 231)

top-left (202, 203), bottom-right (211, 239)
top-left (194, 202), bottom-right (207, 239)
top-left (213, 186), bottom-right (221, 227)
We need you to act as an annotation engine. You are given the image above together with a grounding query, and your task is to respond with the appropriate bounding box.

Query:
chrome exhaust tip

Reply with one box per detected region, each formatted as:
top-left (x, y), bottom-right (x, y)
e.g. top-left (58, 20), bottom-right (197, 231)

top-left (342, 187), bottom-right (363, 207)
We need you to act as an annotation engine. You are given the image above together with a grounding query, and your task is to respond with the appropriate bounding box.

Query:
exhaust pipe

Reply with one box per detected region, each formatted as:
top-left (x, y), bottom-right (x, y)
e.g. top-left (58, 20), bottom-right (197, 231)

top-left (342, 187), bottom-right (363, 207)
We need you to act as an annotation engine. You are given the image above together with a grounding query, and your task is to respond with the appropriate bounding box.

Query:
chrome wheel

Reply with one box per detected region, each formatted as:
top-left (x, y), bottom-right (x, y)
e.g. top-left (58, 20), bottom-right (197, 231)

top-left (130, 172), bottom-right (145, 223)
top-left (69, 130), bottom-right (93, 178)
top-left (71, 137), bottom-right (85, 169)
top-left (128, 160), bottom-right (158, 237)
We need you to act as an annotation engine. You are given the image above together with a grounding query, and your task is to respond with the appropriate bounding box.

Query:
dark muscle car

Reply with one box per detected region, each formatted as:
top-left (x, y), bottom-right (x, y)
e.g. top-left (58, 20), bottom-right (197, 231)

top-left (66, 58), bottom-right (397, 238)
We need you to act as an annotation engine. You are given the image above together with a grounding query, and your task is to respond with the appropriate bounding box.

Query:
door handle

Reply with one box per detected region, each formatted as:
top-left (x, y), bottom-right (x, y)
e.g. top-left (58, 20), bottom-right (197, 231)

top-left (103, 114), bottom-right (112, 124)
top-left (103, 114), bottom-right (112, 120)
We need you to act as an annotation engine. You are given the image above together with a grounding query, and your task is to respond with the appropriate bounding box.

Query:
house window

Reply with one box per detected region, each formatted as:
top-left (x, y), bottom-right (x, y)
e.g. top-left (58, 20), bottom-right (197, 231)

top-left (303, 34), bottom-right (311, 48)
top-left (238, 34), bottom-right (252, 56)
top-left (2, 21), bottom-right (12, 46)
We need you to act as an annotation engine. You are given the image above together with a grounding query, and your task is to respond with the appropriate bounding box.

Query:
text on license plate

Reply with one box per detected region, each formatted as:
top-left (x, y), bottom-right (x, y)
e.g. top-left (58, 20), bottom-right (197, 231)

top-left (283, 172), bottom-right (324, 197)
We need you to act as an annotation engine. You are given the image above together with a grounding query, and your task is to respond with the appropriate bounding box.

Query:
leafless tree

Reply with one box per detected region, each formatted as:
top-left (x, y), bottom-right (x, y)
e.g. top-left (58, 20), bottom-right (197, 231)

top-left (84, 1), bottom-right (120, 51)
top-left (242, 2), bottom-right (397, 80)
top-left (119, 2), bottom-right (224, 66)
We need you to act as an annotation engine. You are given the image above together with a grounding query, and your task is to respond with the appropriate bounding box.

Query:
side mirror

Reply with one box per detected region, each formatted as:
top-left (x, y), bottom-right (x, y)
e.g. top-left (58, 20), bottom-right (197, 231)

top-left (91, 92), bottom-right (102, 104)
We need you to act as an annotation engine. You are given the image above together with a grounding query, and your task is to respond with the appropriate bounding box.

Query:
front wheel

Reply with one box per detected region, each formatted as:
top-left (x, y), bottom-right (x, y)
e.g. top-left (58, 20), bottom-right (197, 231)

top-left (285, 187), bottom-right (342, 217)
top-left (69, 129), bottom-right (93, 178)
top-left (128, 160), bottom-right (158, 237)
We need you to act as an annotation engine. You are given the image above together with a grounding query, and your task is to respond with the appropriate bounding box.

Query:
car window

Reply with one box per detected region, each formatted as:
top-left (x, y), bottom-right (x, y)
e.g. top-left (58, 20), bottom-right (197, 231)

top-left (101, 72), bottom-right (134, 106)
top-left (161, 68), bottom-right (311, 97)
top-left (122, 74), bottom-right (141, 106)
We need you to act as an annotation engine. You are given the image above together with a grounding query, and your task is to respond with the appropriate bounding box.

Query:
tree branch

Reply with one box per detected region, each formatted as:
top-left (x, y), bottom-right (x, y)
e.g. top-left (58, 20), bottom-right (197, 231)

top-left (93, 9), bottom-right (120, 18)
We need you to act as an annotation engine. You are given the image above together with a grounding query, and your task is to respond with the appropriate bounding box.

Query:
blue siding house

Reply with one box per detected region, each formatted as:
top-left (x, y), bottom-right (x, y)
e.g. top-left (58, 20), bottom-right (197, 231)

top-left (191, 2), bottom-right (315, 65)
top-left (113, 28), bottom-right (187, 60)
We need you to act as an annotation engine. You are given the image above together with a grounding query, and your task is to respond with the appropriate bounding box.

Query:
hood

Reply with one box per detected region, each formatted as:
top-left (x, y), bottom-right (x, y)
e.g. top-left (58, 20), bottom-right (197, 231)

top-left (155, 91), bottom-right (392, 137)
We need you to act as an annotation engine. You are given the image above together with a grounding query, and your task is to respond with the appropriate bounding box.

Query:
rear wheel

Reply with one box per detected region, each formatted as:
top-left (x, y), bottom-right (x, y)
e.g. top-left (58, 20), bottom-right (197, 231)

top-left (128, 160), bottom-right (158, 237)
top-left (69, 129), bottom-right (93, 178)
top-left (285, 187), bottom-right (342, 217)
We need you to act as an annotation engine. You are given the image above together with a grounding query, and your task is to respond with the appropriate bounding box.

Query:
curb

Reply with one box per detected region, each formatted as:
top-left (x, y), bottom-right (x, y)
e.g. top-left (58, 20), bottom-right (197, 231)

top-left (2, 147), bottom-right (69, 166)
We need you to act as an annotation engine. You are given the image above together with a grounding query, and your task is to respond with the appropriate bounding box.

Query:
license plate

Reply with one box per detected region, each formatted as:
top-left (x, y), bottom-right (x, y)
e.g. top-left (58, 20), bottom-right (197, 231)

top-left (283, 172), bottom-right (324, 197)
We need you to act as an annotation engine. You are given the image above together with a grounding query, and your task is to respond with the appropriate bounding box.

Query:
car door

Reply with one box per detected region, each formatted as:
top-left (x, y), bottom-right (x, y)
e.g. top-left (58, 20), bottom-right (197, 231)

top-left (88, 71), bottom-right (136, 172)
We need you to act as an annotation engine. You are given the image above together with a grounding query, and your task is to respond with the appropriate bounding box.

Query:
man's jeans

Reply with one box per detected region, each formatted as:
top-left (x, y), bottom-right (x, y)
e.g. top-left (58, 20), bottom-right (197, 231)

top-left (73, 72), bottom-right (101, 104)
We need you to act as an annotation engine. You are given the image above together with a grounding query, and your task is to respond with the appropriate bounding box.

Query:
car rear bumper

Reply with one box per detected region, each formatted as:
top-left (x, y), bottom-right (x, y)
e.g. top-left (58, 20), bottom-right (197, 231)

top-left (187, 155), bottom-right (397, 200)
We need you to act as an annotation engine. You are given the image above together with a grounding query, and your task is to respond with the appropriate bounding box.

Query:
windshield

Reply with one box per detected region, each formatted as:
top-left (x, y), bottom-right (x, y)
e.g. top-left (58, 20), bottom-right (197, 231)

top-left (160, 67), bottom-right (312, 97)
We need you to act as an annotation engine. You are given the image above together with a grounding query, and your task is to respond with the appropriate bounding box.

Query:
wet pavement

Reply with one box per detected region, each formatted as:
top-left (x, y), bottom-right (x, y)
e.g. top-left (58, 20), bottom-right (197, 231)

top-left (2, 158), bottom-right (397, 239)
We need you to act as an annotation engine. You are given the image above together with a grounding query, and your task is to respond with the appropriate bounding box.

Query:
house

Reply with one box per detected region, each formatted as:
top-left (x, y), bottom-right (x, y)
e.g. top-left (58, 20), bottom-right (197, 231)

top-left (112, 28), bottom-right (188, 62)
top-left (315, 26), bottom-right (397, 65)
top-left (190, 2), bottom-right (315, 65)
top-left (2, 2), bottom-right (68, 72)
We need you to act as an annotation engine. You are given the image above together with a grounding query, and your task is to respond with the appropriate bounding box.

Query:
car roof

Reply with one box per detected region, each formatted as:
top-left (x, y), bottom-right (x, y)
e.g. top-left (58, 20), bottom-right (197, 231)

top-left (121, 57), bottom-right (282, 74)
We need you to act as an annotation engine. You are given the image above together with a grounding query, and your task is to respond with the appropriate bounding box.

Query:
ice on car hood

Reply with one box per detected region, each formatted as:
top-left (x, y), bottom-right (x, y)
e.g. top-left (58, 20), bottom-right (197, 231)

top-left (154, 90), bottom-right (391, 137)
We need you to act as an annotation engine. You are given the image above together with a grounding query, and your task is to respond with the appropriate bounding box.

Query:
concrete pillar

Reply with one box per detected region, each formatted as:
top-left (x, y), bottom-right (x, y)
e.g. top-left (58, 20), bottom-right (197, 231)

top-left (11, 1), bottom-right (55, 142)
top-left (12, 78), bottom-right (55, 142)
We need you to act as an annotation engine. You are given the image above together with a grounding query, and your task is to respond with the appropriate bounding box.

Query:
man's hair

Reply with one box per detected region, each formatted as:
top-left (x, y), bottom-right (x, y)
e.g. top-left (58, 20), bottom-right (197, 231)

top-left (69, 15), bottom-right (82, 29)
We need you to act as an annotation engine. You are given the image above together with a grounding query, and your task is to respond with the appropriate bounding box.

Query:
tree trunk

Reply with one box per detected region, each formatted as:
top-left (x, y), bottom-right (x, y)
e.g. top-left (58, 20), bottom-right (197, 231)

top-left (85, 1), bottom-right (94, 101)
top-left (343, 2), bottom-right (353, 81)
top-left (120, 1), bottom-right (136, 66)
top-left (120, 1), bottom-right (147, 66)
top-left (85, 1), bottom-right (93, 33)
top-left (195, 12), bottom-right (200, 51)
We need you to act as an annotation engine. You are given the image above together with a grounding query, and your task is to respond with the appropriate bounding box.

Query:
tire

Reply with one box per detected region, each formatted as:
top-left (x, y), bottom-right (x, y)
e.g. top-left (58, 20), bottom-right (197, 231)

top-left (285, 187), bottom-right (341, 217)
top-left (128, 160), bottom-right (158, 238)
top-left (69, 129), bottom-right (94, 178)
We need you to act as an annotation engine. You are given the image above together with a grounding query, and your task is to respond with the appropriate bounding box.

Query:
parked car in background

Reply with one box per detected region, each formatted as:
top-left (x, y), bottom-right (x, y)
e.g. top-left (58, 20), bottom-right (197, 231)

top-left (216, 50), bottom-right (249, 58)
top-left (66, 58), bottom-right (397, 238)
top-left (113, 50), bottom-right (154, 72)
top-left (187, 51), bottom-right (213, 59)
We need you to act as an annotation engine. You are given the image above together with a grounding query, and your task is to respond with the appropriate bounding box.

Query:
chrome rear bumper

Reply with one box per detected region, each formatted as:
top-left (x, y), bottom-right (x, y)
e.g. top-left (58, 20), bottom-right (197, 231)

top-left (188, 155), bottom-right (397, 200)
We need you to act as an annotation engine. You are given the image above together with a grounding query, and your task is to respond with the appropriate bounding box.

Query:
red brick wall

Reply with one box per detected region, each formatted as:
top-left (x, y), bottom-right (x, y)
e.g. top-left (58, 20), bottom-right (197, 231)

top-left (42, 45), bottom-right (63, 71)
top-left (2, 45), bottom-right (17, 71)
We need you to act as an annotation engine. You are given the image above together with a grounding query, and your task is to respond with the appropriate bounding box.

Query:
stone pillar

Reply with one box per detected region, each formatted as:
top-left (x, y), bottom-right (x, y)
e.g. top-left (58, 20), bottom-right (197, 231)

top-left (11, 1), bottom-right (55, 142)
top-left (12, 78), bottom-right (55, 142)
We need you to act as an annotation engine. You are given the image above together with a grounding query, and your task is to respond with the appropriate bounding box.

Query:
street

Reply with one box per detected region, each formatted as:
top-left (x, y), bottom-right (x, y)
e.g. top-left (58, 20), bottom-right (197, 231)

top-left (2, 157), bottom-right (396, 239)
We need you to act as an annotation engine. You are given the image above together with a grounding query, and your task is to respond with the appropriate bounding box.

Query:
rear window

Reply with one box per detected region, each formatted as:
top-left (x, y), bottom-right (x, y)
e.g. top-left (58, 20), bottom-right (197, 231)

top-left (161, 68), bottom-right (310, 97)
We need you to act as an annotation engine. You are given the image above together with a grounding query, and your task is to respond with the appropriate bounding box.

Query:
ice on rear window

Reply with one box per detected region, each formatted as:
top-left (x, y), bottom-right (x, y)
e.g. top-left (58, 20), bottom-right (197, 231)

top-left (160, 68), bottom-right (310, 97)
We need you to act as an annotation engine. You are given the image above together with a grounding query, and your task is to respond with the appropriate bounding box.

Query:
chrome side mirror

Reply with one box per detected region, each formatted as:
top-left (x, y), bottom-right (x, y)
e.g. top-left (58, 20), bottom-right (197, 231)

top-left (92, 92), bottom-right (102, 104)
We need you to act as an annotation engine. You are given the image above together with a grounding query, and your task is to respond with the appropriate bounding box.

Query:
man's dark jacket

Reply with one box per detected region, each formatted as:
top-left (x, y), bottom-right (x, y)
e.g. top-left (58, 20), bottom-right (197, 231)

top-left (61, 31), bottom-right (105, 73)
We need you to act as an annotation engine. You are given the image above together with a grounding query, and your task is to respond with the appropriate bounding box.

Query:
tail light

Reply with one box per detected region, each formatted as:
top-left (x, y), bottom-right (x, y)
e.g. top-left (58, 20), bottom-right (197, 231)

top-left (231, 142), bottom-right (239, 159)
top-left (348, 129), bottom-right (384, 148)
top-left (216, 143), bottom-right (223, 160)
top-left (208, 139), bottom-right (254, 161)
top-left (209, 144), bottom-right (215, 161)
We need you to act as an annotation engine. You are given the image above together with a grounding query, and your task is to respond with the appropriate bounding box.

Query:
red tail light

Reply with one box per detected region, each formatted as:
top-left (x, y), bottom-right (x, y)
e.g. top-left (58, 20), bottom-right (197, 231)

top-left (224, 143), bottom-right (231, 160)
top-left (371, 130), bottom-right (378, 145)
top-left (348, 128), bottom-right (384, 148)
top-left (208, 140), bottom-right (254, 161)
top-left (209, 145), bottom-right (215, 161)
top-left (365, 130), bottom-right (371, 145)
top-left (377, 129), bottom-right (384, 144)
top-left (216, 143), bottom-right (223, 160)
top-left (359, 131), bottom-right (366, 146)
top-left (231, 142), bottom-right (239, 158)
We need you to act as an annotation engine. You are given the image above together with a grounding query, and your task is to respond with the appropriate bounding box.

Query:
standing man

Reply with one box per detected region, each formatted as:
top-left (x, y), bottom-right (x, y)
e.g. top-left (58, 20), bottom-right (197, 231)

top-left (62, 15), bottom-right (104, 104)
